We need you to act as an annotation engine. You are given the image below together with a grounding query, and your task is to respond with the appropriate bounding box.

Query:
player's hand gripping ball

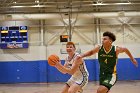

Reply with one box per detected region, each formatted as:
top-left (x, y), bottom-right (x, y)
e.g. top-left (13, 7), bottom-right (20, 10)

top-left (48, 54), bottom-right (60, 66)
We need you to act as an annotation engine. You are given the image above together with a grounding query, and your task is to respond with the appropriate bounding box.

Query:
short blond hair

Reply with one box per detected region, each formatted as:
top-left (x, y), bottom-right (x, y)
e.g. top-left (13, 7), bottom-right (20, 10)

top-left (66, 42), bottom-right (76, 48)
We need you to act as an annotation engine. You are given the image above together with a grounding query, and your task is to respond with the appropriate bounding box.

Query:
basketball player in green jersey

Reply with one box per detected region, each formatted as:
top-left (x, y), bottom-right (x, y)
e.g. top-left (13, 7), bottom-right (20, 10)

top-left (79, 31), bottom-right (138, 93)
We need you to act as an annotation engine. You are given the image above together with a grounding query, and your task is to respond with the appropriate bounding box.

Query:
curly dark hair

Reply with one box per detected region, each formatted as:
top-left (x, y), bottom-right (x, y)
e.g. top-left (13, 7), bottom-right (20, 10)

top-left (103, 31), bottom-right (116, 42)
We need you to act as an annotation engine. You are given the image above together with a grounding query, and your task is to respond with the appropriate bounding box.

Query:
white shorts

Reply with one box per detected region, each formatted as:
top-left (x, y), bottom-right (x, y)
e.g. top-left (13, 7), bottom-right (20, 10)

top-left (66, 76), bottom-right (88, 89)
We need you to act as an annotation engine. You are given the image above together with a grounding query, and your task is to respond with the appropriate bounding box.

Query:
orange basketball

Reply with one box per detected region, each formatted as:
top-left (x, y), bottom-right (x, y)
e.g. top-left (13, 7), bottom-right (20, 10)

top-left (48, 54), bottom-right (60, 66)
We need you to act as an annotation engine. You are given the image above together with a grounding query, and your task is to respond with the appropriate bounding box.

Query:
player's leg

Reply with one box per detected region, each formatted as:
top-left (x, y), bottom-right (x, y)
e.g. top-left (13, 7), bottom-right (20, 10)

top-left (61, 84), bottom-right (69, 93)
top-left (63, 77), bottom-right (75, 93)
top-left (68, 83), bottom-right (81, 93)
top-left (77, 88), bottom-right (83, 93)
top-left (97, 85), bottom-right (108, 93)
top-left (97, 74), bottom-right (117, 93)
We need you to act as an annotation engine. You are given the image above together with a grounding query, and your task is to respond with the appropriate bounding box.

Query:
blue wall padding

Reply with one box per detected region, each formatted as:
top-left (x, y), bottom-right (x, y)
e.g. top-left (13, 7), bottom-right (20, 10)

top-left (84, 59), bottom-right (99, 81)
top-left (0, 61), bottom-right (47, 83)
top-left (0, 58), bottom-right (139, 83)
top-left (47, 60), bottom-right (70, 82)
top-left (117, 58), bottom-right (140, 80)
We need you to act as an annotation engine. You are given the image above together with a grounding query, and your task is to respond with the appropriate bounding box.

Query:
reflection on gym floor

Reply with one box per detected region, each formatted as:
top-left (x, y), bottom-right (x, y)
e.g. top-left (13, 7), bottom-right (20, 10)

top-left (0, 81), bottom-right (140, 93)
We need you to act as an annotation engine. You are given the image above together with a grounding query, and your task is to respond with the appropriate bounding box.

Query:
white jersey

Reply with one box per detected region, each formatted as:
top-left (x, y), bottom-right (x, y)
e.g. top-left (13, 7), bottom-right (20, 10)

top-left (65, 52), bottom-right (89, 88)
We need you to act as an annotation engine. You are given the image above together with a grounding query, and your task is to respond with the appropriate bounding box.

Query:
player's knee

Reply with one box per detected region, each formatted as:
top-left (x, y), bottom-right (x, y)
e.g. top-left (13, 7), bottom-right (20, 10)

top-left (97, 88), bottom-right (102, 93)
top-left (97, 88), bottom-right (108, 93)
top-left (68, 89), bottom-right (74, 93)
top-left (68, 90), bottom-right (72, 93)
top-left (97, 88), bottom-right (104, 93)
top-left (78, 89), bottom-right (83, 93)
top-left (61, 91), bottom-right (67, 93)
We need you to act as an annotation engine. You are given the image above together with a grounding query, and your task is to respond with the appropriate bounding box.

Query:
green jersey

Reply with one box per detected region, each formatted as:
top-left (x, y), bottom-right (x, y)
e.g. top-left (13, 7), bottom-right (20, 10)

top-left (98, 45), bottom-right (117, 75)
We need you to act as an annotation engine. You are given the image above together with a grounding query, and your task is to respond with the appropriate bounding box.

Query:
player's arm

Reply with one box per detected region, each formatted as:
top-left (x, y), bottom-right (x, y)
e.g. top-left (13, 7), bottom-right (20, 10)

top-left (80, 45), bottom-right (100, 58)
top-left (54, 62), bottom-right (67, 74)
top-left (66, 57), bottom-right (82, 75)
top-left (54, 58), bottom-right (68, 74)
top-left (117, 46), bottom-right (138, 67)
top-left (55, 57), bottom-right (82, 75)
top-left (63, 58), bottom-right (69, 67)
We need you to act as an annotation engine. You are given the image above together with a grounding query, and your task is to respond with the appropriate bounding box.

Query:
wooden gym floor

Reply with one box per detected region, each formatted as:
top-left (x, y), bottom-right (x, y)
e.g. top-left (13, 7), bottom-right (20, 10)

top-left (0, 80), bottom-right (140, 93)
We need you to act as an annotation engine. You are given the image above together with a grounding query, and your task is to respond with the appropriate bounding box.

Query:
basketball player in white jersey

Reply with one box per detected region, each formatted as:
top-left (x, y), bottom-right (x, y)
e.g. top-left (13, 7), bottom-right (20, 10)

top-left (54, 42), bottom-right (89, 93)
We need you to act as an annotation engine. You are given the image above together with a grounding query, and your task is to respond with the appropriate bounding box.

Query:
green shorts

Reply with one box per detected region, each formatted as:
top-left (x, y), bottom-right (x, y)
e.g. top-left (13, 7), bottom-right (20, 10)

top-left (99, 73), bottom-right (117, 90)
